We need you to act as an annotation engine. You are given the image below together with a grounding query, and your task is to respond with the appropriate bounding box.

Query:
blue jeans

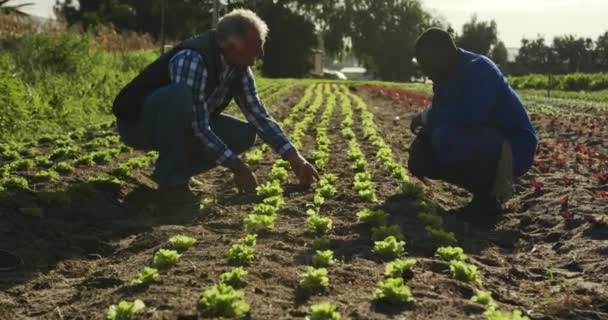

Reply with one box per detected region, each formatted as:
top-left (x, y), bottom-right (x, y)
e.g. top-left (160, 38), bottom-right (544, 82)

top-left (117, 83), bottom-right (256, 188)
top-left (408, 125), bottom-right (504, 195)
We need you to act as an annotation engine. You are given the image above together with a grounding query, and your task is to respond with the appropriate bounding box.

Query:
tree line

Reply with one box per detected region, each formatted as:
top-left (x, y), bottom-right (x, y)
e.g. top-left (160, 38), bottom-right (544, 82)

top-left (51, 0), bottom-right (607, 81)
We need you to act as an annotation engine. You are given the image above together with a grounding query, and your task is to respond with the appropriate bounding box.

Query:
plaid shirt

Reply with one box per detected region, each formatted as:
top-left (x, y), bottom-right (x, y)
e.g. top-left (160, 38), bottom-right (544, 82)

top-left (169, 49), bottom-right (295, 166)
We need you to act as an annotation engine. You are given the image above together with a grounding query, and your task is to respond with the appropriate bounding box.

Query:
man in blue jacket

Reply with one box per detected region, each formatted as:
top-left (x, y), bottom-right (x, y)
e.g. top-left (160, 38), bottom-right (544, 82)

top-left (409, 28), bottom-right (538, 221)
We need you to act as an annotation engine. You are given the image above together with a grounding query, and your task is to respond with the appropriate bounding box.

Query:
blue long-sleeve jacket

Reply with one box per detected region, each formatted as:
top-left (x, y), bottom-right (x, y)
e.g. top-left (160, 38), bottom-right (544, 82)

top-left (426, 49), bottom-right (538, 177)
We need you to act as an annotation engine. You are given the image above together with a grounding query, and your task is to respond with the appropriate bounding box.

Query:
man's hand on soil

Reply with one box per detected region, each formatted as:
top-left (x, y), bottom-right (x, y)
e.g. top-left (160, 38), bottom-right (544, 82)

top-left (286, 150), bottom-right (320, 187)
top-left (230, 158), bottom-right (258, 193)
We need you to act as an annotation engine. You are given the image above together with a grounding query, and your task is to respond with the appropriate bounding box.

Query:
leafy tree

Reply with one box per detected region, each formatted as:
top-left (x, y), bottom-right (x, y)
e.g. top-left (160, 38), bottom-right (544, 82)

top-left (490, 41), bottom-right (508, 67)
top-left (596, 31), bottom-right (608, 71)
top-left (456, 15), bottom-right (497, 55)
top-left (553, 35), bottom-right (594, 73)
top-left (0, 0), bottom-right (33, 16)
top-left (515, 37), bottom-right (555, 74)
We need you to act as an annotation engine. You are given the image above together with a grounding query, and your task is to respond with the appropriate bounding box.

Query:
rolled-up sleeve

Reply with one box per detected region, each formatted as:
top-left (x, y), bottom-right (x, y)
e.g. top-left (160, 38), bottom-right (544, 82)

top-left (169, 49), bottom-right (237, 166)
top-left (235, 67), bottom-right (296, 158)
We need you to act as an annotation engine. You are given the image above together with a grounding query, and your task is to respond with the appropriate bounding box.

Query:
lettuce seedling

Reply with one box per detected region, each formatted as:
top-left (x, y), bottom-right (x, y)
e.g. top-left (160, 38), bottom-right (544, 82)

top-left (356, 209), bottom-right (388, 227)
top-left (53, 162), bottom-right (76, 175)
top-left (307, 214), bottom-right (333, 236)
top-left (168, 235), bottom-right (197, 251)
top-left (449, 260), bottom-right (481, 285)
top-left (270, 166), bottom-right (289, 183)
top-left (32, 170), bottom-right (59, 182)
top-left (200, 283), bottom-right (250, 318)
top-left (385, 258), bottom-right (417, 278)
top-left (316, 184), bottom-right (337, 199)
top-left (237, 234), bottom-right (257, 247)
top-left (256, 180), bottom-right (283, 198)
top-left (200, 197), bottom-right (217, 211)
top-left (299, 266), bottom-right (329, 292)
top-left (426, 226), bottom-right (457, 245)
top-left (228, 244), bottom-right (255, 266)
top-left (352, 158), bottom-right (368, 172)
top-left (373, 236), bottom-right (405, 260)
top-left (371, 225), bottom-right (404, 242)
top-left (483, 309), bottom-right (530, 320)
top-left (1, 150), bottom-right (20, 161)
top-left (313, 194), bottom-right (325, 207)
top-left (401, 181), bottom-right (424, 198)
top-left (471, 290), bottom-right (497, 311)
top-left (252, 203), bottom-right (278, 216)
top-left (245, 149), bottom-right (263, 164)
top-left (106, 299), bottom-right (145, 320)
top-left (312, 236), bottom-right (330, 250)
top-left (132, 267), bottom-right (159, 285)
top-left (2, 176), bottom-right (29, 190)
top-left (274, 159), bottom-right (291, 170)
top-left (262, 195), bottom-right (285, 209)
top-left (358, 188), bottom-right (378, 202)
top-left (153, 249), bottom-right (181, 269)
top-left (309, 302), bottom-right (341, 320)
top-left (12, 159), bottom-right (35, 171)
top-left (75, 154), bottom-right (95, 166)
top-left (244, 214), bottom-right (276, 233)
top-left (436, 246), bottom-right (467, 262)
top-left (417, 211), bottom-right (443, 229)
top-left (321, 173), bottom-right (338, 184)
top-left (374, 277), bottom-right (415, 304)
top-left (219, 267), bottom-right (248, 287)
top-left (312, 250), bottom-right (335, 268)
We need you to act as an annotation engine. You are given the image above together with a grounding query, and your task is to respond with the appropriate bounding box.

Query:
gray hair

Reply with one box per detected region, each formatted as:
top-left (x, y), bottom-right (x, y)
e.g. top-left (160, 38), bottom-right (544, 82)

top-left (217, 9), bottom-right (269, 46)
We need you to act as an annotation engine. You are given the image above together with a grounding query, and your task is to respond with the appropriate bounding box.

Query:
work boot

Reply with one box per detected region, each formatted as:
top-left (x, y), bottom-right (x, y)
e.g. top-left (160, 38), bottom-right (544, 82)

top-left (455, 193), bottom-right (502, 225)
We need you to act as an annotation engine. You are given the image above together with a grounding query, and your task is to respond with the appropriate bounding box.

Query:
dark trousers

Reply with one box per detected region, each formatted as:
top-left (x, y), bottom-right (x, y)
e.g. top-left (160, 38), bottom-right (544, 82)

top-left (408, 126), bottom-right (504, 195)
top-left (117, 83), bottom-right (256, 188)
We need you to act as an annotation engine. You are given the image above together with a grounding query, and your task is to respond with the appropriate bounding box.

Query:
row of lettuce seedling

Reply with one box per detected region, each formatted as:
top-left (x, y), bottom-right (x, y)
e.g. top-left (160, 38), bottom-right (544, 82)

top-left (339, 87), bottom-right (417, 307)
top-left (345, 87), bottom-right (529, 319)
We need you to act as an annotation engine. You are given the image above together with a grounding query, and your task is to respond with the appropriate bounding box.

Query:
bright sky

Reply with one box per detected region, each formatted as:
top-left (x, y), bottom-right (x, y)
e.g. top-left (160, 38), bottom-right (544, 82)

top-left (10, 0), bottom-right (608, 48)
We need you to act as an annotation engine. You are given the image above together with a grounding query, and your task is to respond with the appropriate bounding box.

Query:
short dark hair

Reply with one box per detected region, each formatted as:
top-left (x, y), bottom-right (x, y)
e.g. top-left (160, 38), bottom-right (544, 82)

top-left (415, 28), bottom-right (456, 55)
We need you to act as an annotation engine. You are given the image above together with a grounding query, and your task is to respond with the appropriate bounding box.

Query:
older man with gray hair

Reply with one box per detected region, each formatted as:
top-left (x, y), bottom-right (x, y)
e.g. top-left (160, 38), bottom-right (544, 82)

top-left (113, 9), bottom-right (318, 202)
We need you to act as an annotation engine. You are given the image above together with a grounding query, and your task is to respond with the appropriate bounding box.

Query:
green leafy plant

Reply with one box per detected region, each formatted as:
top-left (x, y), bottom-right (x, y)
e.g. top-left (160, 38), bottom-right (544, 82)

top-left (373, 236), bottom-right (405, 260)
top-left (312, 236), bottom-right (330, 250)
top-left (256, 180), bottom-right (283, 198)
top-left (270, 166), bottom-right (289, 183)
top-left (417, 211), bottom-right (443, 229)
top-left (53, 161), bottom-right (75, 174)
top-left (168, 235), bottom-right (197, 251)
top-left (11, 159), bottom-right (35, 171)
top-left (88, 175), bottom-right (125, 190)
top-left (426, 226), bottom-right (458, 245)
top-left (237, 234), bottom-right (257, 247)
top-left (309, 302), bottom-right (341, 320)
top-left (252, 203), bottom-right (278, 216)
top-left (307, 214), bottom-right (333, 236)
top-left (219, 267), bottom-right (248, 287)
top-left (385, 258), bottom-right (417, 278)
top-left (356, 209), bottom-right (388, 227)
top-left (436, 246), bottom-right (467, 262)
top-left (299, 266), bottom-right (329, 292)
top-left (199, 283), bottom-right (250, 318)
top-left (153, 249), bottom-right (181, 269)
top-left (316, 184), bottom-right (337, 199)
top-left (32, 169), bottom-right (59, 182)
top-left (374, 277), bottom-right (415, 304)
top-left (484, 309), bottom-right (530, 320)
top-left (262, 195), bottom-right (285, 209)
top-left (449, 260), bottom-right (481, 285)
top-left (106, 299), bottom-right (145, 320)
top-left (312, 250), bottom-right (335, 268)
top-left (244, 214), bottom-right (276, 233)
top-left (1, 150), bottom-right (20, 161)
top-left (2, 177), bottom-right (29, 190)
top-left (245, 148), bottom-right (263, 164)
top-left (371, 225), bottom-right (404, 241)
top-left (313, 194), bottom-right (325, 207)
top-left (200, 197), bottom-right (217, 211)
top-left (351, 158), bottom-right (368, 172)
top-left (35, 156), bottom-right (52, 168)
top-left (75, 154), bottom-right (95, 166)
top-left (132, 267), bottom-right (159, 285)
top-left (228, 244), bottom-right (255, 266)
top-left (471, 290), bottom-right (497, 311)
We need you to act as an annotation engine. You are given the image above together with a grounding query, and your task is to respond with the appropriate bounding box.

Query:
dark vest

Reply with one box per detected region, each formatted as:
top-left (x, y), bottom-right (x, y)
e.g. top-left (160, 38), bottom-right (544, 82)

top-left (112, 30), bottom-right (244, 125)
